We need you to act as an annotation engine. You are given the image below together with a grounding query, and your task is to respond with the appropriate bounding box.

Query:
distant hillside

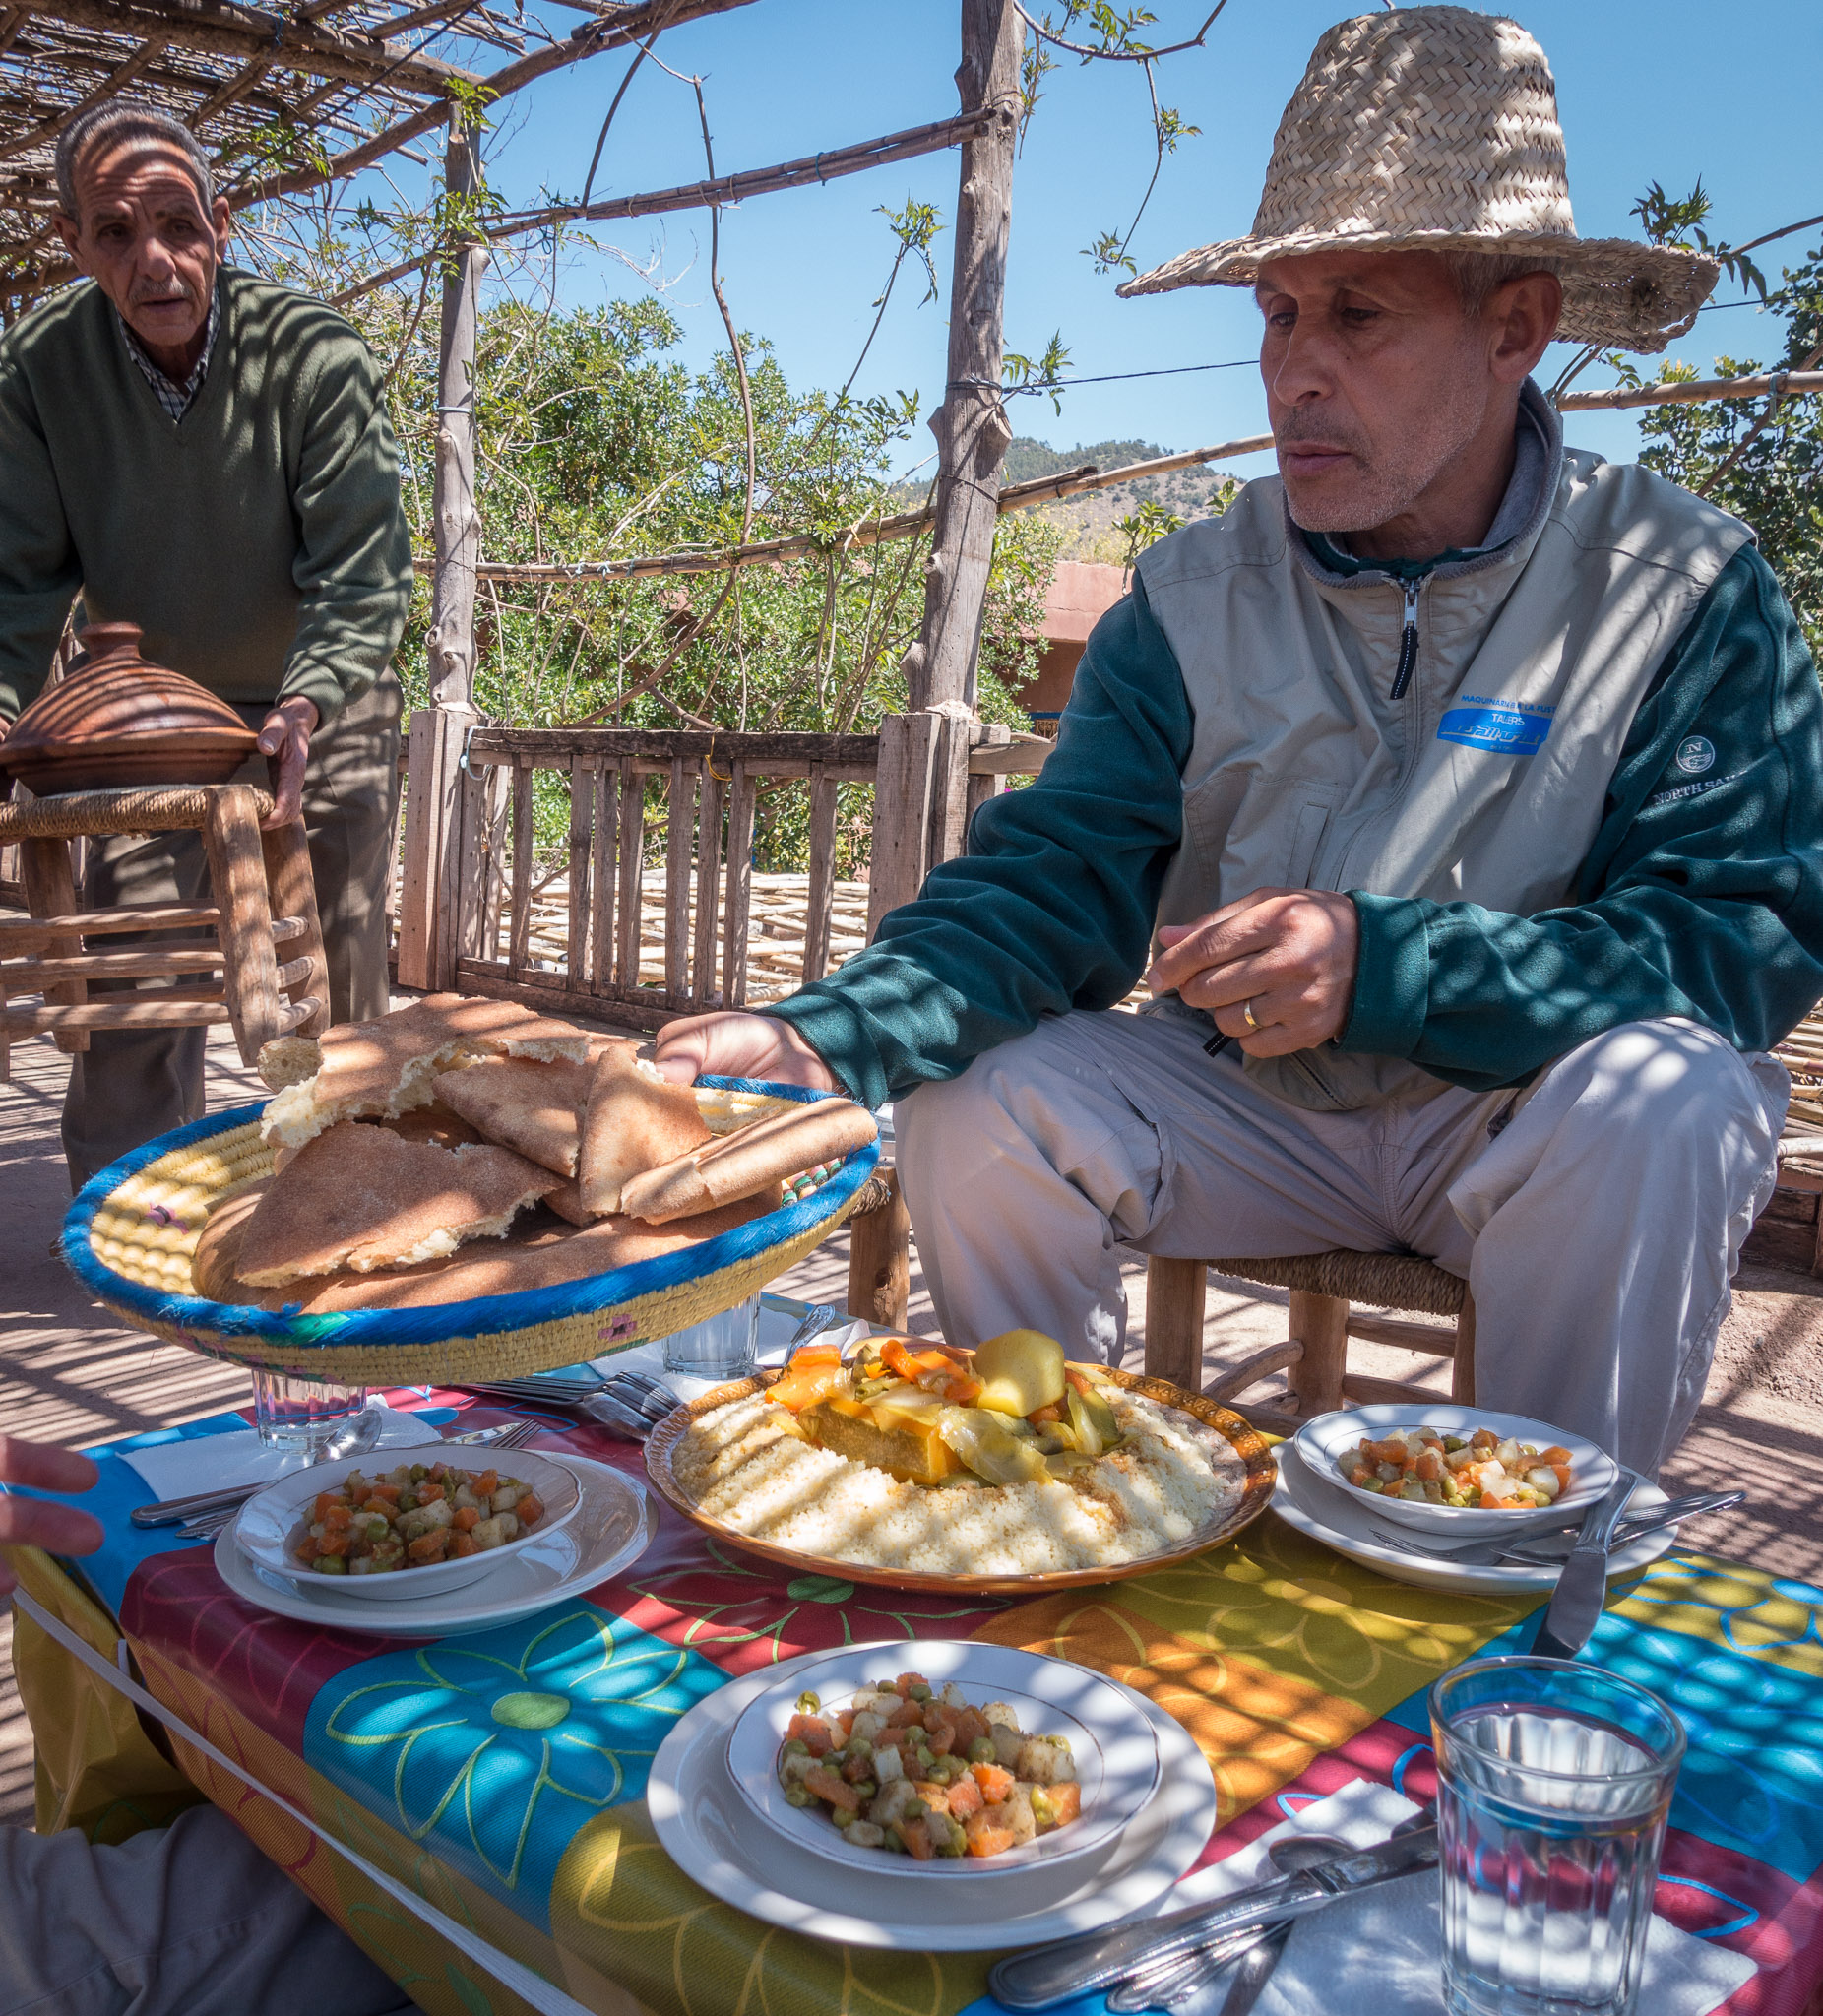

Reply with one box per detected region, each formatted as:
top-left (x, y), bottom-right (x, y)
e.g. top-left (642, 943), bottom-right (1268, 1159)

top-left (889, 433), bottom-right (1254, 566)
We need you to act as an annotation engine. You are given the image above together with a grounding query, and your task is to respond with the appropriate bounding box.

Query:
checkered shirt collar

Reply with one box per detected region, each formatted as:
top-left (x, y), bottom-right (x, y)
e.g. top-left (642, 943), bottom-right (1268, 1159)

top-left (117, 288), bottom-right (219, 422)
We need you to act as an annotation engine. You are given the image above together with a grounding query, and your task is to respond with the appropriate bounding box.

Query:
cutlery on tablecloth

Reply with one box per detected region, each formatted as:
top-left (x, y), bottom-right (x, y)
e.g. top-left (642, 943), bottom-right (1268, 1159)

top-left (1364, 1488), bottom-right (1741, 1567)
top-left (1210, 1922), bottom-right (1293, 2016)
top-left (140, 1419), bottom-right (543, 1535)
top-left (988, 1822), bottom-right (1440, 2009)
top-left (1530, 1469), bottom-right (1640, 1659)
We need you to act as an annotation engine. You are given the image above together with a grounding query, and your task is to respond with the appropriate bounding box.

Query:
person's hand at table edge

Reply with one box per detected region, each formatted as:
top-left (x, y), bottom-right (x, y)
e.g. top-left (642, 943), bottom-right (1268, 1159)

top-left (653, 1011), bottom-right (841, 1093)
top-left (256, 695), bottom-right (319, 830)
top-left (1147, 887), bottom-right (1361, 1057)
top-left (0, 1436), bottom-right (103, 1598)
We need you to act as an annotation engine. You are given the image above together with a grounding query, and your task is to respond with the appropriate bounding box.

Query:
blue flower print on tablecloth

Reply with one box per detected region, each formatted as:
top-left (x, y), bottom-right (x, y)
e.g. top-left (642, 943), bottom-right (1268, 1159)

top-left (303, 1603), bottom-right (723, 1929)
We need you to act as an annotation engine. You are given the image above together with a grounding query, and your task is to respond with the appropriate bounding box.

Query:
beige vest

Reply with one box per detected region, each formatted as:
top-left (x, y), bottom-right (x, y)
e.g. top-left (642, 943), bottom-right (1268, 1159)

top-left (1135, 417), bottom-right (1753, 1110)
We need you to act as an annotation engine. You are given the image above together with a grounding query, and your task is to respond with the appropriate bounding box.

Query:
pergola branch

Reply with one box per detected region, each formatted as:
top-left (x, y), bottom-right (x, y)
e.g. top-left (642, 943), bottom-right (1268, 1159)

top-left (443, 368), bottom-right (1823, 586)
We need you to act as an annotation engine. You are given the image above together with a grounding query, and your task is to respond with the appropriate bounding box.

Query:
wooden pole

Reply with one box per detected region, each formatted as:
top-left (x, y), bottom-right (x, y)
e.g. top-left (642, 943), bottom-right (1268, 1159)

top-left (399, 106), bottom-right (488, 990)
top-left (907, 0), bottom-right (1022, 716)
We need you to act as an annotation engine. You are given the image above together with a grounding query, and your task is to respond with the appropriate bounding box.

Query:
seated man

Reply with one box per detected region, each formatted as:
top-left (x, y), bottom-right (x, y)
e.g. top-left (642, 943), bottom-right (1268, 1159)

top-left (0, 1437), bottom-right (419, 2014)
top-left (656, 7), bottom-right (1823, 1476)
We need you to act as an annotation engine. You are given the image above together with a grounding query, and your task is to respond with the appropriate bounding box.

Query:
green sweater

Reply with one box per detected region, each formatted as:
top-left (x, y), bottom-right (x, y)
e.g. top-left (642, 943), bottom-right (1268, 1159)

top-left (0, 268), bottom-right (411, 724)
top-left (772, 542), bottom-right (1823, 1111)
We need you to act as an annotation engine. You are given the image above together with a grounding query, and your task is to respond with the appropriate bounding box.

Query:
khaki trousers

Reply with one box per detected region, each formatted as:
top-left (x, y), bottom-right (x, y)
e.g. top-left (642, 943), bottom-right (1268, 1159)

top-left (61, 673), bottom-right (402, 1189)
top-left (895, 1008), bottom-right (1789, 1476)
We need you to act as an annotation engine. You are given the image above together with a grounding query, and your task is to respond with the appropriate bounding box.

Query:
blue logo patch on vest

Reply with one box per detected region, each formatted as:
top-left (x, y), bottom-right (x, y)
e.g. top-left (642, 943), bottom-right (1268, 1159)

top-left (1436, 695), bottom-right (1554, 757)
top-left (1675, 735), bottom-right (1717, 775)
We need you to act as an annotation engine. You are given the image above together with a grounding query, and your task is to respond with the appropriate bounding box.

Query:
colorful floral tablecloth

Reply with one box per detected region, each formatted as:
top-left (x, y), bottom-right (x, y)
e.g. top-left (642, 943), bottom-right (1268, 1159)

top-left (8, 1395), bottom-right (1823, 2016)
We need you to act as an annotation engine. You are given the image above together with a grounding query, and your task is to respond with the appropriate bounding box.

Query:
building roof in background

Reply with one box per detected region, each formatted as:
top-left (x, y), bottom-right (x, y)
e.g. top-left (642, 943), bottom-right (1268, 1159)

top-left (1041, 560), bottom-right (1130, 645)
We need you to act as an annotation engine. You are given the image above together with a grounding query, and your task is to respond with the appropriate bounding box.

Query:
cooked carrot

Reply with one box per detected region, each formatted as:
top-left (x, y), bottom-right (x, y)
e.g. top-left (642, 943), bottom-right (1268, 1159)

top-left (516, 1492), bottom-right (542, 1525)
top-left (1027, 1402), bottom-right (1063, 1426)
top-left (790, 1342), bottom-right (844, 1367)
top-left (886, 1697), bottom-right (926, 1729)
top-left (1063, 1366), bottom-right (1095, 1396)
top-left (1044, 1783), bottom-right (1082, 1824)
top-left (926, 1724), bottom-right (956, 1756)
top-left (314, 1529), bottom-right (350, 1557)
top-left (415, 1482), bottom-right (446, 1504)
top-left (938, 1374), bottom-right (984, 1406)
top-left (452, 1505), bottom-right (480, 1532)
top-left (473, 1470), bottom-right (499, 1496)
top-left (951, 1708), bottom-right (988, 1749)
top-left (803, 1765), bottom-right (862, 1813)
top-left (448, 1532), bottom-right (478, 1557)
top-left (313, 1492), bottom-right (338, 1522)
top-left (896, 1816), bottom-right (934, 1860)
top-left (943, 1773), bottom-right (983, 1819)
top-left (971, 1762), bottom-right (1015, 1803)
top-left (894, 1670), bottom-right (929, 1693)
top-left (965, 1807), bottom-right (1016, 1857)
top-left (368, 1483), bottom-right (400, 1505)
top-left (407, 1530), bottom-right (449, 1563)
top-left (786, 1714), bottom-right (834, 1756)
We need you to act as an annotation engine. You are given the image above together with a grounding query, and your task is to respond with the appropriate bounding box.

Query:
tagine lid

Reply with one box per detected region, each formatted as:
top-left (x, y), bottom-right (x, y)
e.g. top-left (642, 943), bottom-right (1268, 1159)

top-left (0, 623), bottom-right (261, 786)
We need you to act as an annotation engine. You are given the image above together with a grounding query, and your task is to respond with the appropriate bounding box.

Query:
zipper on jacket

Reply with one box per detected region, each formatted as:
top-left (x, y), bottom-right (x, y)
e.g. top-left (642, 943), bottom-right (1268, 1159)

top-left (1390, 578), bottom-right (1421, 701)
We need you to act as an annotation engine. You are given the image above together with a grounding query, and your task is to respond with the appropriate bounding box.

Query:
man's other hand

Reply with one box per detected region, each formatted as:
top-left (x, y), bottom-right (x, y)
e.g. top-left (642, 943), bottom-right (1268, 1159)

top-left (652, 1012), bottom-right (841, 1092)
top-left (1147, 887), bottom-right (1360, 1056)
top-left (0, 1436), bottom-right (104, 1599)
top-left (256, 696), bottom-right (319, 829)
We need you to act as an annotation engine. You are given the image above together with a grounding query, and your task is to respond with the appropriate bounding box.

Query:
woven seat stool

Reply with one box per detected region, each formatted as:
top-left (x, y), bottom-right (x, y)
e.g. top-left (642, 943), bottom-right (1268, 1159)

top-left (1144, 1250), bottom-right (1475, 1433)
top-left (0, 784), bottom-right (328, 1082)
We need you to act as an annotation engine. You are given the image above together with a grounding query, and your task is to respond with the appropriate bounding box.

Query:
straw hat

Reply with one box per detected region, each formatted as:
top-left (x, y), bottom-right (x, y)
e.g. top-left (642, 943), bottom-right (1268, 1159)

top-left (1118, 7), bottom-right (1715, 351)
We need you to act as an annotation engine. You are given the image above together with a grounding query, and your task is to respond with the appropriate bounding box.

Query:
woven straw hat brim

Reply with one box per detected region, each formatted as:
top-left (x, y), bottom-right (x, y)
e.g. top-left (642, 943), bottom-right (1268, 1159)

top-left (1117, 228), bottom-right (1717, 353)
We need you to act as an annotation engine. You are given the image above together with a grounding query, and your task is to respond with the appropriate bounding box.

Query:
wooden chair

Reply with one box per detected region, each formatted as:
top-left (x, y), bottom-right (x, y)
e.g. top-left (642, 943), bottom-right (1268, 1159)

top-left (0, 784), bottom-right (329, 1081)
top-left (1144, 1250), bottom-right (1476, 1432)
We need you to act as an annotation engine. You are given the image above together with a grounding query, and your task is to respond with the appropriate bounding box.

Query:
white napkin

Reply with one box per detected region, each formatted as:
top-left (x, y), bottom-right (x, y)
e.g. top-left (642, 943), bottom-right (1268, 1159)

top-left (117, 1406), bottom-right (443, 1499)
top-left (1154, 1782), bottom-right (1754, 2016)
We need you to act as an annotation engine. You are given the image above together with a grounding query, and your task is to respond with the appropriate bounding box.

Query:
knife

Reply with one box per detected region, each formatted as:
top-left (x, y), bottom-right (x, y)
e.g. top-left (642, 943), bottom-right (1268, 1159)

top-left (987, 1824), bottom-right (1439, 2009)
top-left (1530, 1468), bottom-right (1638, 1659)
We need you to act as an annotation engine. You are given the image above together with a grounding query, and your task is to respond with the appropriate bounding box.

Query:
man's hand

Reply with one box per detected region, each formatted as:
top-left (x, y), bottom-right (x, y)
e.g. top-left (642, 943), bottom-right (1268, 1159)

top-left (0, 1436), bottom-right (103, 1599)
top-left (1146, 887), bottom-right (1360, 1056)
top-left (653, 1011), bottom-right (841, 1092)
top-left (256, 696), bottom-right (318, 829)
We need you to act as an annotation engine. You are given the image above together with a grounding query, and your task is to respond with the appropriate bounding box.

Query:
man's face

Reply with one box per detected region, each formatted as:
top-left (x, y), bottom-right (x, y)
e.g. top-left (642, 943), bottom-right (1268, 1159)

top-left (1255, 249), bottom-right (1530, 536)
top-left (55, 141), bottom-right (230, 370)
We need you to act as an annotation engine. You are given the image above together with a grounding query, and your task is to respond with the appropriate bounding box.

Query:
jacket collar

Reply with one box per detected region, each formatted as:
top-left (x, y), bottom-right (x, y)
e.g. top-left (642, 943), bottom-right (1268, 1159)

top-left (1286, 378), bottom-right (1564, 593)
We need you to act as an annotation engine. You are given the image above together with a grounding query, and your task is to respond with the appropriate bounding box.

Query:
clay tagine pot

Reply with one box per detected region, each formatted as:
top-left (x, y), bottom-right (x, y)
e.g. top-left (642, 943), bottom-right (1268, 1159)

top-left (0, 622), bottom-right (261, 796)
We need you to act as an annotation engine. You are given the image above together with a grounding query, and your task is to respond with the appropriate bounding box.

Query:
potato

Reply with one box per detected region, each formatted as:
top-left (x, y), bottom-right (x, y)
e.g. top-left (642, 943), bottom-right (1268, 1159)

top-left (971, 1329), bottom-right (1066, 1418)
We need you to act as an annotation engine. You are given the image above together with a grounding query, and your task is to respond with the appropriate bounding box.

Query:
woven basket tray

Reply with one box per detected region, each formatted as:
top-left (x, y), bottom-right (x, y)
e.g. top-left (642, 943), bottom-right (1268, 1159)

top-left (60, 1077), bottom-right (879, 1385)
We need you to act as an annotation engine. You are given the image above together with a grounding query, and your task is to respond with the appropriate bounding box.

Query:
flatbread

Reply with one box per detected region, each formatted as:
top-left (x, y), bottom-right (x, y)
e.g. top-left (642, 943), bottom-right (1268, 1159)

top-left (577, 1043), bottom-right (713, 1216)
top-left (250, 1187), bottom-right (779, 1312)
top-left (429, 1056), bottom-right (595, 1176)
top-left (235, 1122), bottom-right (561, 1285)
top-left (190, 1180), bottom-right (268, 1301)
top-left (261, 993), bottom-right (592, 1149)
top-left (367, 1103), bottom-right (488, 1152)
top-left (256, 1035), bottom-right (321, 1092)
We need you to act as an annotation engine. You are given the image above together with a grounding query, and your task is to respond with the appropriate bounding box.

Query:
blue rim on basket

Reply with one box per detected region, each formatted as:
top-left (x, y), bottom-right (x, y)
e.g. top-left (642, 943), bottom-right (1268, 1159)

top-left (60, 1076), bottom-right (878, 1356)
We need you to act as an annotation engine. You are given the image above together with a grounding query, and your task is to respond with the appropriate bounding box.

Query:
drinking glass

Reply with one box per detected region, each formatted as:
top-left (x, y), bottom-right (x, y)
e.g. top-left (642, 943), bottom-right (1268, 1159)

top-left (1430, 1656), bottom-right (1685, 2016)
top-left (661, 1293), bottom-right (760, 1381)
top-left (251, 1368), bottom-right (372, 1456)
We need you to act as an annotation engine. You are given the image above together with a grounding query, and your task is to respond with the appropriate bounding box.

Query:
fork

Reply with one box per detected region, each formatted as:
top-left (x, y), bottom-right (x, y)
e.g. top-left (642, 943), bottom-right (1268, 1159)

top-left (176, 1418), bottom-right (545, 1540)
top-left (1362, 1488), bottom-right (1741, 1566)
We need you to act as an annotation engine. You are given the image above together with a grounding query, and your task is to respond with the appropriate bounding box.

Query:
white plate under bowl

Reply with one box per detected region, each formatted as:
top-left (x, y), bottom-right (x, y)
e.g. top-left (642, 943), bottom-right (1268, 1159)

top-left (1291, 1404), bottom-right (1618, 1537)
top-left (1271, 1440), bottom-right (1672, 1596)
top-left (726, 1641), bottom-right (1160, 1878)
top-left (216, 1454), bottom-right (651, 1634)
top-left (649, 1645), bottom-right (1216, 1950)
top-left (235, 1445), bottom-right (584, 1601)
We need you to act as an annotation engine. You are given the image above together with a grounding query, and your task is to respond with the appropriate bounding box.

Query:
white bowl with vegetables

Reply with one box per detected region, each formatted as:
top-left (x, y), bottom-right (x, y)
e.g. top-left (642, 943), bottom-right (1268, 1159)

top-left (725, 1640), bottom-right (1160, 1874)
top-left (1290, 1406), bottom-right (1617, 1537)
top-left (235, 1447), bottom-right (584, 1600)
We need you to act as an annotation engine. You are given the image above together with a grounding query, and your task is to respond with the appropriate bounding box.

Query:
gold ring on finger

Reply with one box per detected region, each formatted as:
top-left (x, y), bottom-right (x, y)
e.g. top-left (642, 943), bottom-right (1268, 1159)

top-left (1242, 998), bottom-right (1262, 1034)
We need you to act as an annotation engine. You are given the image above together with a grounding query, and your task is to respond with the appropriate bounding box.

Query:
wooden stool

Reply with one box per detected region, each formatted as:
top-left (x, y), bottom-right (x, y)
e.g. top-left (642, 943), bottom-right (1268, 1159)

top-left (0, 784), bottom-right (328, 1081)
top-left (1145, 1250), bottom-right (1475, 1432)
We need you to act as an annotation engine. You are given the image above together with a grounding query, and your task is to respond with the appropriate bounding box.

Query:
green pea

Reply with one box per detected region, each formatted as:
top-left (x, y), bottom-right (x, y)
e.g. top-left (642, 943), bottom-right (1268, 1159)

top-left (796, 1691), bottom-right (821, 1714)
top-left (968, 1736), bottom-right (997, 1764)
top-left (851, 1781), bottom-right (876, 1801)
top-left (908, 1683), bottom-right (932, 1703)
top-left (782, 1738), bottom-right (809, 1757)
top-left (846, 1737), bottom-right (873, 1761)
top-left (784, 1785), bottom-right (813, 1808)
top-left (903, 1798), bottom-right (925, 1820)
top-left (314, 1556), bottom-right (346, 1575)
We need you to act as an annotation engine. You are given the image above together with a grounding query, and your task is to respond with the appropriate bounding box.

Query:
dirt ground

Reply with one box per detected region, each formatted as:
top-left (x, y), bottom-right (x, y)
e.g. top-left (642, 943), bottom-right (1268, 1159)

top-left (5, 1016), bottom-right (1822, 1827)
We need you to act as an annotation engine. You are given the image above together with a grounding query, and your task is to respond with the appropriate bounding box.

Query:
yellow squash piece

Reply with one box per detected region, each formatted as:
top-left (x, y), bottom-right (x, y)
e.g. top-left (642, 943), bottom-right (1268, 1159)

top-left (972, 1329), bottom-right (1067, 1418)
top-left (798, 1399), bottom-right (962, 1485)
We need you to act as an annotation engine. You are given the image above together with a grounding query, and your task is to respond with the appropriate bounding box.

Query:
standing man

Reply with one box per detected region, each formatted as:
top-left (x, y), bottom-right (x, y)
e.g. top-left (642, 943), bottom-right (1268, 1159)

top-left (654, 9), bottom-right (1823, 1476)
top-left (0, 101), bottom-right (412, 1187)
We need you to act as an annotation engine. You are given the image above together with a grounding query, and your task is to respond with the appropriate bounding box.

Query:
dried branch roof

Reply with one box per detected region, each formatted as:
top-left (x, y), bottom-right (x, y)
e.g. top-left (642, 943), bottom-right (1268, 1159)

top-left (0, 0), bottom-right (755, 302)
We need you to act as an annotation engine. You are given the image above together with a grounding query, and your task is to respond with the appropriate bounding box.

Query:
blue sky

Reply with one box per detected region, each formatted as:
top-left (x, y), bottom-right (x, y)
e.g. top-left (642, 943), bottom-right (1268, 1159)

top-left (460, 0), bottom-right (1820, 479)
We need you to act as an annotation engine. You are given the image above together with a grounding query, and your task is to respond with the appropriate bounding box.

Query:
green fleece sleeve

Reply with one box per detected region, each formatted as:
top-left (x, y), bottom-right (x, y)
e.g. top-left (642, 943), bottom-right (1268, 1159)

top-left (1342, 545), bottom-right (1823, 1087)
top-left (769, 579), bottom-right (1193, 1107)
top-left (0, 351), bottom-right (78, 722)
top-left (278, 328), bottom-right (412, 724)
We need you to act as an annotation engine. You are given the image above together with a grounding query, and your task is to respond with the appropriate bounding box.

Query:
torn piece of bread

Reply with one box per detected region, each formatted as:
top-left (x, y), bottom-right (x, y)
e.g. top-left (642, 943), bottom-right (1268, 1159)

top-left (429, 1056), bottom-right (595, 1176)
top-left (621, 1097), bottom-right (877, 1223)
top-left (577, 1043), bottom-right (714, 1216)
top-left (190, 1179), bottom-right (270, 1301)
top-left (278, 1186), bottom-right (781, 1311)
top-left (261, 993), bottom-right (591, 1150)
top-left (257, 1035), bottom-right (322, 1092)
top-left (235, 1122), bottom-right (560, 1285)
top-left (541, 1177), bottom-right (594, 1228)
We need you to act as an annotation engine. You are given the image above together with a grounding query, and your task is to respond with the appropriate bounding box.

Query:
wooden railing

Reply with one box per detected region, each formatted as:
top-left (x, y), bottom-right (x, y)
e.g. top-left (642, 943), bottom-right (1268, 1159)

top-left (395, 717), bottom-right (1051, 1032)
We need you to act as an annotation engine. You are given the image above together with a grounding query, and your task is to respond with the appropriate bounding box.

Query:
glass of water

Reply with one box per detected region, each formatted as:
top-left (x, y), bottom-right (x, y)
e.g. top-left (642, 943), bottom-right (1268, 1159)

top-left (661, 1293), bottom-right (760, 1382)
top-left (1430, 1657), bottom-right (1685, 2016)
top-left (251, 1368), bottom-right (372, 1456)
